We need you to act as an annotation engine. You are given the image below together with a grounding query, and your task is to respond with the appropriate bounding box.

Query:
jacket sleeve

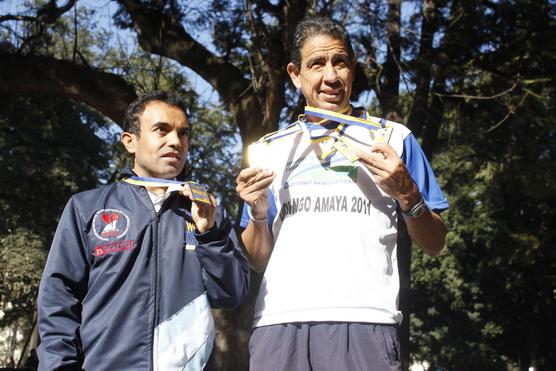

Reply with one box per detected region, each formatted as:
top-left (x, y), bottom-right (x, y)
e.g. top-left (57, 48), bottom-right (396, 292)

top-left (37, 197), bottom-right (89, 371)
top-left (194, 205), bottom-right (250, 310)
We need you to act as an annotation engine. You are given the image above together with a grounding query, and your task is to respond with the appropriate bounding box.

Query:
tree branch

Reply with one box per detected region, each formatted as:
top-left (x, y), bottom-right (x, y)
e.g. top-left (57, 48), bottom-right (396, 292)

top-left (0, 0), bottom-right (77, 24)
top-left (117, 0), bottom-right (251, 106)
top-left (433, 82), bottom-right (518, 101)
top-left (36, 0), bottom-right (77, 24)
top-left (0, 15), bottom-right (36, 23)
top-left (486, 92), bottom-right (529, 133)
top-left (0, 52), bottom-right (136, 125)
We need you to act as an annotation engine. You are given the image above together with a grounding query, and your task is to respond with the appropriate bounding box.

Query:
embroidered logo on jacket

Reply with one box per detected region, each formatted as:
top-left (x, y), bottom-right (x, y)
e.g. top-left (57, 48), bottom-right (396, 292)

top-left (92, 209), bottom-right (130, 241)
top-left (94, 240), bottom-right (136, 257)
top-left (184, 221), bottom-right (198, 250)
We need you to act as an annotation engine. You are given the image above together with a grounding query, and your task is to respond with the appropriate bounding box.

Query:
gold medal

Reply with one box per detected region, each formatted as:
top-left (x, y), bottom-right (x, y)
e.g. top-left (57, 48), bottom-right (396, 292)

top-left (373, 127), bottom-right (393, 144)
top-left (188, 182), bottom-right (212, 205)
top-left (332, 136), bottom-right (359, 162)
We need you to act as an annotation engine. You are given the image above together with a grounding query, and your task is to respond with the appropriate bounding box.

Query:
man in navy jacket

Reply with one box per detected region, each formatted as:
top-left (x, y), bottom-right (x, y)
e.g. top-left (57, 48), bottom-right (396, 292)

top-left (37, 91), bottom-right (250, 370)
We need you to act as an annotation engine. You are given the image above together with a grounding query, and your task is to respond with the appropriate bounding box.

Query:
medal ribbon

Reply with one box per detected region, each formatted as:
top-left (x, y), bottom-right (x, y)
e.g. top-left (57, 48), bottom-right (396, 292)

top-left (298, 106), bottom-right (358, 162)
top-left (298, 106), bottom-right (391, 162)
top-left (250, 105), bottom-right (390, 163)
top-left (123, 175), bottom-right (186, 186)
top-left (122, 176), bottom-right (211, 204)
top-left (299, 120), bottom-right (347, 162)
top-left (303, 106), bottom-right (388, 130)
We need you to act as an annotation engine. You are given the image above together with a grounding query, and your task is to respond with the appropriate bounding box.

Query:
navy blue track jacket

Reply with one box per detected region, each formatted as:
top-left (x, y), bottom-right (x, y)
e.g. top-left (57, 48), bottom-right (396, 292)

top-left (37, 175), bottom-right (250, 370)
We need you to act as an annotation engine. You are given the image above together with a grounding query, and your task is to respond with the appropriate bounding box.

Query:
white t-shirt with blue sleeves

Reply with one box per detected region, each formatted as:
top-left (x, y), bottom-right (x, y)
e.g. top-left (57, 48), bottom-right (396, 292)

top-left (241, 111), bottom-right (448, 327)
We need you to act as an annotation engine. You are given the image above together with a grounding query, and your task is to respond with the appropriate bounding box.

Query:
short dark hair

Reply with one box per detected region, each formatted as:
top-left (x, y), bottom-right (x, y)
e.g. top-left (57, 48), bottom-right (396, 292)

top-left (123, 91), bottom-right (189, 136)
top-left (290, 15), bottom-right (355, 69)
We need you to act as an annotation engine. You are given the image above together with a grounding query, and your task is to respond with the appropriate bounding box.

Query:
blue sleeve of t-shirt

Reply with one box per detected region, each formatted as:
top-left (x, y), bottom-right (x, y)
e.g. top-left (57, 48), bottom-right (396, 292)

top-left (239, 189), bottom-right (277, 229)
top-left (401, 133), bottom-right (449, 213)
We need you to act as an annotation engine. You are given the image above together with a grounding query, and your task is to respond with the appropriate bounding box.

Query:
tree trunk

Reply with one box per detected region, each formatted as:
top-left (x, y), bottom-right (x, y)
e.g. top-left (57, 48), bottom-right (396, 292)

top-left (380, 0), bottom-right (401, 116)
top-left (406, 0), bottom-right (439, 137)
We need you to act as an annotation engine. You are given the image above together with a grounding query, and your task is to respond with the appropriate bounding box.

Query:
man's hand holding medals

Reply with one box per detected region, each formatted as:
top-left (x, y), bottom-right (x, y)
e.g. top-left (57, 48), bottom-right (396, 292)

top-left (179, 183), bottom-right (218, 233)
top-left (123, 176), bottom-right (217, 233)
top-left (354, 143), bottom-right (421, 210)
top-left (301, 106), bottom-right (418, 204)
top-left (235, 168), bottom-right (276, 222)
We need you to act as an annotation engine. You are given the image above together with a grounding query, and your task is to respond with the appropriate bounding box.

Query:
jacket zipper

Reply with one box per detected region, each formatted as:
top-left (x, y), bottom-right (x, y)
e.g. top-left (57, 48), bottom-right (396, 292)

top-left (152, 210), bottom-right (160, 371)
top-left (140, 187), bottom-right (161, 371)
top-left (147, 191), bottom-right (174, 371)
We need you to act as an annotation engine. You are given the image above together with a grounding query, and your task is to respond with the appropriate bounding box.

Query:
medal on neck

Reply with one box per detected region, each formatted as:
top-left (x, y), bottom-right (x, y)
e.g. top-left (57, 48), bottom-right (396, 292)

top-left (299, 106), bottom-right (393, 162)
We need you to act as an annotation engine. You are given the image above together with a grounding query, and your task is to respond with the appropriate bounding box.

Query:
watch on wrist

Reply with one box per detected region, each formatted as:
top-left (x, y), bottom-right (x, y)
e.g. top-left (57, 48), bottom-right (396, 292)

top-left (401, 194), bottom-right (428, 218)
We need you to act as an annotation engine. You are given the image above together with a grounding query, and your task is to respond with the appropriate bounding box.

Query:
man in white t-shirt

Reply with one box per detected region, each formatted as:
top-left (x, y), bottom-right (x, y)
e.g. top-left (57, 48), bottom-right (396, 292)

top-left (236, 15), bottom-right (448, 371)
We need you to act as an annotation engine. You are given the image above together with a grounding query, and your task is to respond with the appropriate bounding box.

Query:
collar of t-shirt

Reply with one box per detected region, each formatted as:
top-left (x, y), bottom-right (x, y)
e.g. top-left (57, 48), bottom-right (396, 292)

top-left (146, 188), bottom-right (173, 212)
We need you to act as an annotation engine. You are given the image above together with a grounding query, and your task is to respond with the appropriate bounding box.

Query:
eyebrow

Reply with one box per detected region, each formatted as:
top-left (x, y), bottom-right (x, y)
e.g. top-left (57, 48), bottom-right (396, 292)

top-left (305, 52), bottom-right (351, 66)
top-left (153, 121), bottom-right (190, 133)
top-left (305, 55), bottom-right (325, 66)
top-left (332, 54), bottom-right (350, 62)
top-left (153, 121), bottom-right (171, 129)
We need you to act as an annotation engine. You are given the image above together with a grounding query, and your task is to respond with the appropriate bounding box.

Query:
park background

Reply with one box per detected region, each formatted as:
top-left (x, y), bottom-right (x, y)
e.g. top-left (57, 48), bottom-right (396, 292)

top-left (0, 0), bottom-right (555, 370)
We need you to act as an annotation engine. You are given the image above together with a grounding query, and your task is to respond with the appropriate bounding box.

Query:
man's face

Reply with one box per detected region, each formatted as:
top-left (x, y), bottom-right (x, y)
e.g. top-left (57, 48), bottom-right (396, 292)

top-left (287, 34), bottom-right (355, 113)
top-left (122, 101), bottom-right (190, 179)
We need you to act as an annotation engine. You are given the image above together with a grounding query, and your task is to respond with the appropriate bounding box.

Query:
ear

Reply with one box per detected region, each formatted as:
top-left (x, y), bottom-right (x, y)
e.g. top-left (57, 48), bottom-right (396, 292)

top-left (121, 131), bottom-right (137, 155)
top-left (287, 62), bottom-right (302, 89)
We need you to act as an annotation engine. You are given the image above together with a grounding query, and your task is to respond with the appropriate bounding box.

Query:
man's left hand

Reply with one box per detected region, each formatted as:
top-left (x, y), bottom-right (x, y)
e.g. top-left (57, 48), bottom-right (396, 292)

top-left (356, 143), bottom-right (420, 208)
top-left (179, 187), bottom-right (217, 233)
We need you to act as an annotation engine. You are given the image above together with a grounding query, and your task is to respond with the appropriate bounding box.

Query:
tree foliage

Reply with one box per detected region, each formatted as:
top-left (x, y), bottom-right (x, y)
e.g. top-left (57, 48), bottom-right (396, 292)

top-left (0, 93), bottom-right (111, 365)
top-left (408, 1), bottom-right (556, 368)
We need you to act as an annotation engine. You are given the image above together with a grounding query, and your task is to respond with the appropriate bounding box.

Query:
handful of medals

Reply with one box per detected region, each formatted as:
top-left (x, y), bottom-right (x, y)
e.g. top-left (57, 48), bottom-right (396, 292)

top-left (248, 106), bottom-right (394, 167)
top-left (302, 106), bottom-right (393, 163)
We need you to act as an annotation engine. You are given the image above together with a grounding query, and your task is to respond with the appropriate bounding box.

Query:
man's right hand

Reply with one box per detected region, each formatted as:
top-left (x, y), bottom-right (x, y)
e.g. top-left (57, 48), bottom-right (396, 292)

top-left (236, 167), bottom-right (276, 271)
top-left (235, 167), bottom-right (275, 218)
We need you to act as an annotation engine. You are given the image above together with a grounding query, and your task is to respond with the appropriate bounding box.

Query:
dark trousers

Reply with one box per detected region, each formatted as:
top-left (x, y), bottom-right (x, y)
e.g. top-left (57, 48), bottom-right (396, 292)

top-left (249, 322), bottom-right (401, 371)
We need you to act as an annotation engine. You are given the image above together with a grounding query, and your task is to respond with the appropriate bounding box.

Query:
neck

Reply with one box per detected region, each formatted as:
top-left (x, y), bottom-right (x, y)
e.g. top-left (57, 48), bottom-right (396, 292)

top-left (132, 168), bottom-right (173, 196)
top-left (305, 104), bottom-right (351, 122)
top-left (145, 186), bottom-right (167, 196)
